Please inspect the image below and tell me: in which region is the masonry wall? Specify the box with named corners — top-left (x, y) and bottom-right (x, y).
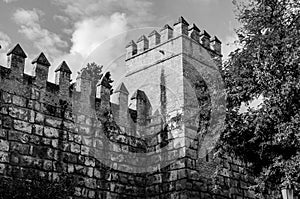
top-left (0, 53), bottom-right (149, 198)
top-left (0, 17), bottom-right (257, 199)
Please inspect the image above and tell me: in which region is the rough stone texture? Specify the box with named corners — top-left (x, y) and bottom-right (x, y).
top-left (0, 17), bottom-right (256, 199)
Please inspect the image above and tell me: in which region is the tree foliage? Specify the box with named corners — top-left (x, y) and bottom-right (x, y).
top-left (219, 0), bottom-right (300, 197)
top-left (81, 62), bottom-right (113, 94)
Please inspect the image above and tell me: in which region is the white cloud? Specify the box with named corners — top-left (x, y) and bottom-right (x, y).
top-left (10, 1), bottom-right (153, 83)
top-left (2, 0), bottom-right (18, 3)
top-left (48, 0), bottom-right (154, 82)
top-left (0, 31), bottom-right (11, 66)
top-left (13, 8), bottom-right (68, 59)
top-left (51, 0), bottom-right (154, 26)
top-left (53, 15), bottom-right (70, 24)
top-left (71, 13), bottom-right (127, 58)
top-left (47, 13), bottom-right (128, 83)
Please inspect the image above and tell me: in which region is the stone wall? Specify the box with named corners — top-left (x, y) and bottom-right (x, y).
top-left (0, 17), bottom-right (256, 199)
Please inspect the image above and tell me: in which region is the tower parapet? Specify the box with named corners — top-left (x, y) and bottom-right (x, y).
top-left (189, 23), bottom-right (200, 42)
top-left (210, 36), bottom-right (222, 55)
top-left (55, 61), bottom-right (72, 100)
top-left (160, 24), bottom-right (173, 43)
top-left (137, 35), bottom-right (149, 54)
top-left (200, 30), bottom-right (211, 49)
top-left (125, 17), bottom-right (222, 60)
top-left (173, 16), bottom-right (189, 37)
top-left (126, 40), bottom-right (137, 60)
top-left (7, 43), bottom-right (27, 81)
top-left (148, 30), bottom-right (160, 48)
top-left (32, 52), bottom-right (51, 88)
top-left (114, 82), bottom-right (129, 128)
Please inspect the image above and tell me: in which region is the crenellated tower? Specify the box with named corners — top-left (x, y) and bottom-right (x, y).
top-left (114, 16), bottom-right (225, 198)
top-left (0, 17), bottom-right (257, 199)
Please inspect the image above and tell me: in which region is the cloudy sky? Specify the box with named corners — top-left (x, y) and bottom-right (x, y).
top-left (0, 0), bottom-right (240, 83)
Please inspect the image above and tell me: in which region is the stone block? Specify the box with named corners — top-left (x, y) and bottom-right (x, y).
top-left (45, 117), bottom-right (61, 128)
top-left (30, 89), bottom-right (40, 100)
top-left (87, 167), bottom-right (93, 177)
top-left (44, 127), bottom-right (59, 138)
top-left (35, 112), bottom-right (44, 124)
top-left (0, 139), bottom-right (9, 151)
top-left (1, 106), bottom-right (8, 115)
top-left (43, 160), bottom-right (53, 171)
top-left (2, 92), bottom-right (12, 103)
top-left (8, 131), bottom-right (29, 143)
top-left (32, 124), bottom-right (43, 136)
top-left (94, 169), bottom-right (101, 178)
top-left (13, 120), bottom-right (32, 134)
top-left (12, 95), bottom-right (27, 107)
top-left (0, 129), bottom-right (7, 139)
top-left (32, 158), bottom-right (42, 169)
top-left (64, 122), bottom-right (75, 131)
top-left (0, 163), bottom-right (5, 174)
top-left (74, 187), bottom-right (82, 197)
top-left (81, 145), bottom-right (90, 156)
top-left (8, 107), bottom-right (29, 121)
top-left (88, 190), bottom-right (95, 198)
top-left (0, 151), bottom-right (9, 163)
top-left (33, 101), bottom-right (41, 111)
top-left (74, 134), bottom-right (82, 144)
top-left (70, 142), bottom-right (81, 153)
top-left (41, 137), bottom-right (51, 146)
top-left (10, 142), bottom-right (30, 155)
top-left (78, 154), bottom-right (85, 164)
top-left (10, 153), bottom-right (20, 164)
top-left (75, 165), bottom-right (85, 175)
top-left (2, 116), bottom-right (13, 128)
top-left (67, 164), bottom-right (74, 173)
top-left (85, 157), bottom-right (95, 167)
top-left (20, 155), bottom-right (34, 166)
top-left (51, 139), bottom-right (58, 148)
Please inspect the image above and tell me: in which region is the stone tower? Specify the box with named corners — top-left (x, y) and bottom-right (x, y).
top-left (0, 18), bottom-right (255, 199)
top-left (110, 16), bottom-right (227, 198)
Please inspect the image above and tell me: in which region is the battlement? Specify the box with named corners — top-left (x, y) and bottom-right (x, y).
top-left (0, 43), bottom-right (150, 132)
top-left (0, 17), bottom-right (256, 199)
top-left (126, 16), bottom-right (222, 60)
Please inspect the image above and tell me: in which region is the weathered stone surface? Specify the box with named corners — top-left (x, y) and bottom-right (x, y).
top-left (2, 92), bottom-right (12, 103)
top-left (10, 142), bottom-right (30, 155)
top-left (13, 120), bottom-right (32, 134)
top-left (0, 18), bottom-right (257, 199)
top-left (70, 142), bottom-right (80, 153)
top-left (35, 112), bottom-right (44, 123)
top-left (0, 151), bottom-right (9, 162)
top-left (32, 124), bottom-right (43, 136)
top-left (44, 127), bottom-right (59, 138)
top-left (0, 139), bottom-right (9, 151)
top-left (8, 130), bottom-right (29, 143)
top-left (0, 163), bottom-right (5, 174)
top-left (12, 95), bottom-right (27, 107)
top-left (0, 129), bottom-right (6, 139)
top-left (45, 117), bottom-right (61, 128)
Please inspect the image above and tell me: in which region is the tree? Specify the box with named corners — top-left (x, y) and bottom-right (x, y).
top-left (218, 0), bottom-right (300, 197)
top-left (82, 62), bottom-right (103, 90)
top-left (81, 62), bottom-right (113, 94)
